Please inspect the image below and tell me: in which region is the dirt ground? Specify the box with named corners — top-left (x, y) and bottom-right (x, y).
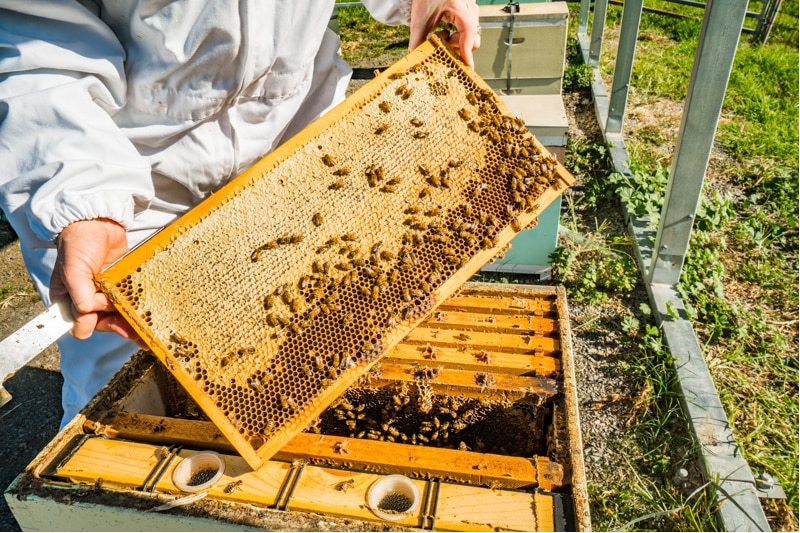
top-left (0, 83), bottom-right (637, 532)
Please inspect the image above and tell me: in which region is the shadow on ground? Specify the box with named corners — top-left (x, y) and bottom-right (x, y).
top-left (0, 367), bottom-right (63, 532)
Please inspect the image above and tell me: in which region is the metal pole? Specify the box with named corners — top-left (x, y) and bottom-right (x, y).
top-left (648, 0), bottom-right (749, 286)
top-left (605, 0), bottom-right (644, 134)
top-left (588, 0), bottom-right (609, 67)
top-left (578, 0), bottom-right (591, 36)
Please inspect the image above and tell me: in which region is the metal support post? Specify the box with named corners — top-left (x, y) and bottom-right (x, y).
top-left (605, 0), bottom-right (643, 134)
top-left (648, 0), bottom-right (749, 286)
top-left (578, 0), bottom-right (591, 35)
top-left (587, 0), bottom-right (609, 67)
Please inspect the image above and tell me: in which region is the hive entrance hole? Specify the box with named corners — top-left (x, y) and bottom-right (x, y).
top-left (378, 492), bottom-right (413, 513)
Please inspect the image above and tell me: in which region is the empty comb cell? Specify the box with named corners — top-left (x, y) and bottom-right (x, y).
top-left (95, 34), bottom-right (575, 470)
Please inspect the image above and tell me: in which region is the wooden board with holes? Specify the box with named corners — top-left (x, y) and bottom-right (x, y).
top-left (53, 437), bottom-right (558, 532)
top-left (93, 33), bottom-right (575, 470)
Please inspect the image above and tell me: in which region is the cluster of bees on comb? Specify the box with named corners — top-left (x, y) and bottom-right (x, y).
top-left (111, 50), bottom-right (564, 452)
top-left (312, 385), bottom-right (546, 460)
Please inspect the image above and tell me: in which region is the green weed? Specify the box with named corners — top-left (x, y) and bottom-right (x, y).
top-left (563, 64), bottom-right (595, 91)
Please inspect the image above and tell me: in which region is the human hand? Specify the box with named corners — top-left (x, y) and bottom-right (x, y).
top-left (50, 218), bottom-right (145, 346)
top-left (408, 0), bottom-right (481, 68)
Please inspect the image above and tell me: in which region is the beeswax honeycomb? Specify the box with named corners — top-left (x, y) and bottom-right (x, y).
top-left (96, 35), bottom-right (574, 470)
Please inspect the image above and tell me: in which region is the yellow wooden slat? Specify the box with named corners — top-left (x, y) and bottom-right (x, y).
top-left (373, 363), bottom-right (559, 402)
top-left (403, 326), bottom-right (560, 353)
top-left (438, 294), bottom-right (557, 316)
top-left (87, 411), bottom-right (564, 490)
top-left (419, 309), bottom-right (559, 335)
top-left (385, 343), bottom-right (561, 376)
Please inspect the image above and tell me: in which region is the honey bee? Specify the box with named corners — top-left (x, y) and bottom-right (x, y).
top-left (170, 332), bottom-right (188, 345)
top-left (419, 186), bottom-right (431, 198)
top-left (301, 365), bottom-right (313, 378)
top-left (395, 83), bottom-right (408, 95)
top-left (468, 121), bottom-right (480, 132)
top-left (454, 333), bottom-right (471, 341)
top-left (250, 241), bottom-right (276, 261)
top-left (448, 159), bottom-right (462, 168)
top-left (312, 212), bottom-right (323, 226)
top-left (333, 441), bottom-right (350, 455)
top-left (329, 180), bottom-right (344, 189)
top-left (378, 101), bottom-right (391, 113)
top-left (321, 154), bottom-right (335, 167)
top-left (374, 123), bottom-right (389, 135)
top-left (417, 163), bottom-right (430, 176)
top-left (410, 117), bottom-right (423, 127)
top-left (474, 372), bottom-right (496, 388)
top-left (380, 184), bottom-right (395, 193)
top-left (475, 350), bottom-right (493, 364)
top-left (223, 480), bottom-right (244, 494)
top-left (342, 232), bottom-right (356, 241)
top-left (510, 219), bottom-right (522, 232)
top-left (333, 167), bottom-right (350, 176)
top-left (249, 377), bottom-right (264, 392)
top-left (372, 285), bottom-right (380, 300)
top-left (412, 131), bottom-right (429, 139)
top-left (458, 108), bottom-right (471, 121)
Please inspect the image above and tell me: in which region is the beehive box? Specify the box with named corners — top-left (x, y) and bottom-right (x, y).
top-left (7, 283), bottom-right (589, 532)
top-left (93, 34), bottom-right (574, 470)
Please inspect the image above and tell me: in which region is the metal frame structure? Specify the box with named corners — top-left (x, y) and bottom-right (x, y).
top-left (576, 0), bottom-right (772, 530)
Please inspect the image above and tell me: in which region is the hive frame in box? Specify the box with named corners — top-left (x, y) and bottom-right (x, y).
top-left (7, 283), bottom-right (590, 532)
top-left (94, 34), bottom-right (574, 471)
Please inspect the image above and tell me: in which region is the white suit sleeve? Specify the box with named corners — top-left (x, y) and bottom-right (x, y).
top-left (361, 0), bottom-right (413, 26)
top-left (0, 0), bottom-right (153, 243)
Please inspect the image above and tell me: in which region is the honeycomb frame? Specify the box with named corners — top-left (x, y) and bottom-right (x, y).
top-left (95, 34), bottom-right (575, 470)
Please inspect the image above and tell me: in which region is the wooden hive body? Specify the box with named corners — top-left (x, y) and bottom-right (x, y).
top-left (11, 283), bottom-right (589, 531)
top-left (95, 35), bottom-right (575, 470)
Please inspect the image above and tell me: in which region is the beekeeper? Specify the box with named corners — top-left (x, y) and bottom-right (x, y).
top-left (0, 0), bottom-right (481, 427)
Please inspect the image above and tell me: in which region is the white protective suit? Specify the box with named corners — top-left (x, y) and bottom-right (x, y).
top-left (0, 0), bottom-right (411, 427)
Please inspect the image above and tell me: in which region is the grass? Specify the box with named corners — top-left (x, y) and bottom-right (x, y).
top-left (336, 2), bottom-right (797, 529)
top-left (558, 0), bottom-right (798, 530)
